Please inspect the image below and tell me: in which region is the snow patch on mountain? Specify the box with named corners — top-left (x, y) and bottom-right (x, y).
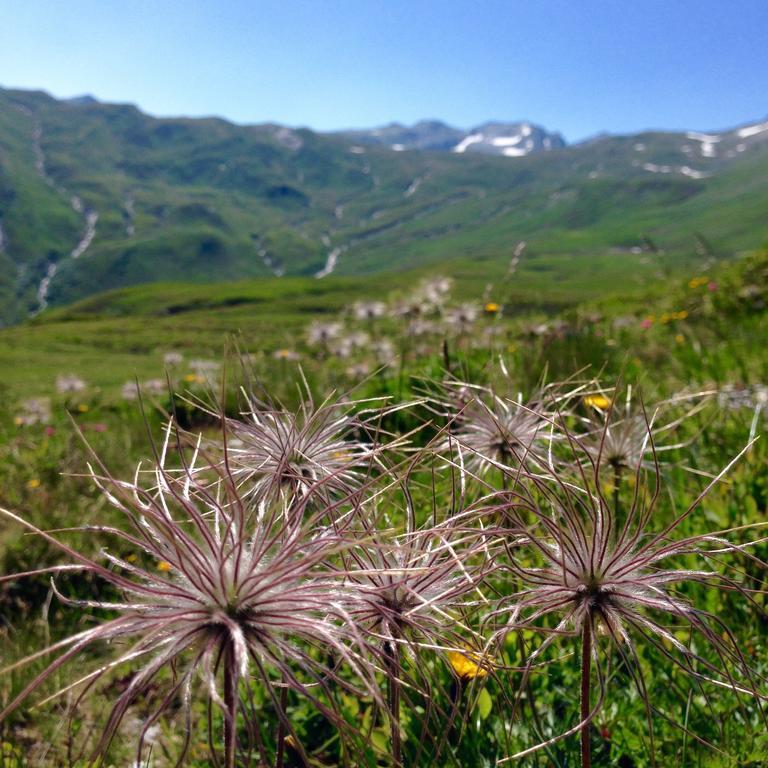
top-left (490, 135), bottom-right (524, 147)
top-left (316, 244), bottom-right (348, 278)
top-left (124, 195), bottom-right (135, 236)
top-left (35, 262), bottom-right (58, 314)
top-left (679, 166), bottom-right (709, 179)
top-left (273, 126), bottom-right (303, 150)
top-left (737, 120), bottom-right (768, 139)
top-left (643, 163), bottom-right (672, 173)
top-left (404, 176), bottom-right (426, 198)
top-left (71, 209), bottom-right (98, 259)
top-left (453, 133), bottom-right (484, 153)
top-left (32, 123), bottom-right (56, 186)
top-left (32, 192), bottom-right (99, 313)
top-left (686, 132), bottom-right (721, 158)
top-left (642, 162), bottom-right (709, 180)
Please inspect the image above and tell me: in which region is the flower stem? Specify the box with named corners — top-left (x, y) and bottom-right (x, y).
top-left (275, 679), bottom-right (289, 768)
top-left (613, 464), bottom-right (623, 517)
top-left (580, 620), bottom-right (592, 768)
top-left (224, 648), bottom-right (238, 768)
top-left (385, 640), bottom-right (403, 767)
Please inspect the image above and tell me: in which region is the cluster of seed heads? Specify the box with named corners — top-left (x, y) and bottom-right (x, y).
top-left (0, 375), bottom-right (765, 767)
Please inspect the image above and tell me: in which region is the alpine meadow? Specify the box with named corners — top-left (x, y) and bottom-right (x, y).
top-left (2, 6), bottom-right (768, 766)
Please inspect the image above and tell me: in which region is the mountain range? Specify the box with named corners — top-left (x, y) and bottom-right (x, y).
top-left (336, 119), bottom-right (565, 156)
top-left (1, 86), bottom-right (767, 324)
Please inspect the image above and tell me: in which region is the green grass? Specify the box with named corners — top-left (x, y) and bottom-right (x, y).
top-left (0, 250), bottom-right (666, 399)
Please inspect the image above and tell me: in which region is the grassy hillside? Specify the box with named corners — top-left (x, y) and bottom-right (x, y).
top-left (1, 86), bottom-right (767, 324)
top-left (1, 244), bottom-right (765, 405)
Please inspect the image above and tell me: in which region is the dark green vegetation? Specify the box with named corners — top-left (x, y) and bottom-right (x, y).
top-left (1, 86), bottom-right (768, 324)
top-left (0, 248), bottom-right (767, 766)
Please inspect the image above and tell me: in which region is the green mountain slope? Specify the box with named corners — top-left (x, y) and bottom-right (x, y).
top-left (1, 86), bottom-right (767, 324)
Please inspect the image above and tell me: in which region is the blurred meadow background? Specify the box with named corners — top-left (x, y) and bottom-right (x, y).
top-left (1, 2), bottom-right (768, 766)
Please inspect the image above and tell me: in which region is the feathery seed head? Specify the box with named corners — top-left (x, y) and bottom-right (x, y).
top-left (580, 386), bottom-right (708, 473)
top-left (56, 374), bottom-right (87, 394)
top-left (307, 320), bottom-right (342, 346)
top-left (439, 383), bottom-right (554, 476)
top-left (353, 300), bottom-right (387, 321)
top-left (488, 424), bottom-right (767, 761)
top-left (0, 423), bottom-right (374, 765)
top-left (225, 392), bottom-right (375, 503)
top-left (343, 519), bottom-right (491, 649)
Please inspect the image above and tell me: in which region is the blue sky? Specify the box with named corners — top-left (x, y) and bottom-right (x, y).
top-left (1, 0), bottom-right (766, 141)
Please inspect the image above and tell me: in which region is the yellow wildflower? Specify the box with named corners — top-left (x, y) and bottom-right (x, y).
top-left (675, 334), bottom-right (685, 344)
top-left (77, 404), bottom-right (89, 413)
top-left (583, 394), bottom-right (612, 410)
top-left (26, 478), bottom-right (41, 490)
top-left (447, 649), bottom-right (490, 680)
top-left (156, 560), bottom-right (172, 572)
top-left (484, 302), bottom-right (501, 314)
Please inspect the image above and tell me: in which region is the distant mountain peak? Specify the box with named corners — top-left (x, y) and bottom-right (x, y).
top-left (413, 118), bottom-right (454, 129)
top-left (336, 119), bottom-right (565, 157)
top-left (453, 121), bottom-right (565, 157)
top-left (65, 94), bottom-right (99, 106)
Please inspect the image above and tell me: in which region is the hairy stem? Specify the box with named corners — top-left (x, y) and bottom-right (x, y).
top-left (613, 463), bottom-right (622, 518)
top-left (581, 619), bottom-right (592, 768)
top-left (442, 338), bottom-right (452, 373)
top-left (275, 679), bottom-right (289, 768)
top-left (224, 648), bottom-right (238, 768)
top-left (385, 640), bottom-right (403, 767)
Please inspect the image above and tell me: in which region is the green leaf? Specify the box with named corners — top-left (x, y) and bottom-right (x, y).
top-left (341, 693), bottom-right (359, 717)
top-left (476, 687), bottom-right (493, 720)
top-left (370, 727), bottom-right (390, 752)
